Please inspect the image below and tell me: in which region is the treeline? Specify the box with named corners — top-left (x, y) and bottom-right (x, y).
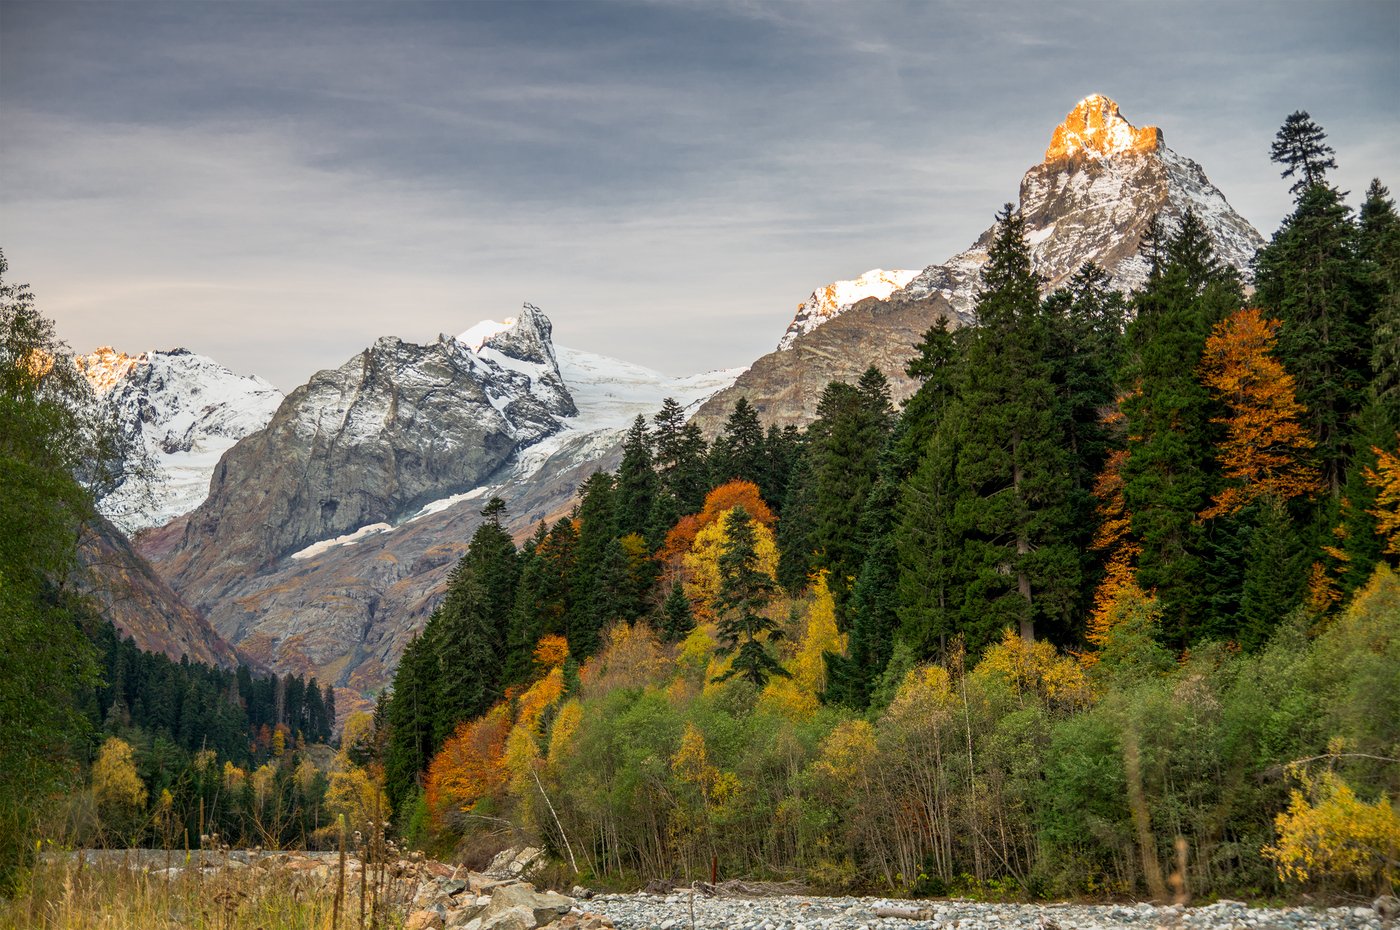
top-left (90, 623), bottom-right (336, 763)
top-left (369, 112), bottom-right (1400, 897)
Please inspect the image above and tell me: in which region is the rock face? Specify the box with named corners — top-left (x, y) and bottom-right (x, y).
top-left (141, 312), bottom-right (738, 694)
top-left (695, 94), bottom-right (1264, 433)
top-left (74, 514), bottom-right (238, 667)
top-left (76, 346), bottom-right (283, 532)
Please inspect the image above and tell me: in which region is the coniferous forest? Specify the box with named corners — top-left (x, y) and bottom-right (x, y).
top-left (2, 112), bottom-right (1397, 907)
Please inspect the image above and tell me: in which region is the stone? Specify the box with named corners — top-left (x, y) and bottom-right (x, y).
top-left (406, 908), bottom-right (447, 930)
top-left (484, 882), bottom-right (574, 926)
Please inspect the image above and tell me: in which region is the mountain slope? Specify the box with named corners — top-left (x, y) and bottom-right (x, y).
top-left (694, 94), bottom-right (1264, 432)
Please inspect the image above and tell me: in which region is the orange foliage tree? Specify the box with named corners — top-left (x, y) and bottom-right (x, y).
top-left (658, 480), bottom-right (776, 570)
top-left (425, 705), bottom-right (512, 828)
top-left (1087, 448), bottom-right (1144, 653)
top-left (1365, 438), bottom-right (1400, 557)
top-left (1198, 308), bottom-right (1322, 519)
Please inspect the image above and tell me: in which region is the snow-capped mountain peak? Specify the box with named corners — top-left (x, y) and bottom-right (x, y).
top-left (77, 347), bottom-right (284, 532)
top-left (777, 268), bottom-right (919, 351)
top-left (1044, 94), bottom-right (1163, 163)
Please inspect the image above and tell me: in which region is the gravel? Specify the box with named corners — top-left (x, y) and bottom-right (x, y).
top-left (584, 891), bottom-right (1388, 930)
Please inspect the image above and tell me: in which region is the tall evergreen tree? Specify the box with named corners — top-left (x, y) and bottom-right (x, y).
top-left (806, 369), bottom-right (893, 619)
top-left (382, 632), bottom-right (436, 812)
top-left (775, 442), bottom-right (816, 593)
top-left (568, 472), bottom-right (622, 657)
top-left (659, 582), bottom-right (695, 644)
top-left (1256, 114), bottom-right (1369, 496)
top-left (616, 415), bottom-right (658, 540)
top-left (652, 397), bottom-right (710, 517)
top-left (711, 507), bottom-right (787, 688)
top-left (709, 397), bottom-right (766, 488)
top-left (1270, 111), bottom-right (1338, 196)
top-left (1120, 210), bottom-right (1242, 644)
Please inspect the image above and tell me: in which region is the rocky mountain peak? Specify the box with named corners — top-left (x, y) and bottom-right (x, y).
top-left (1044, 94), bottom-right (1162, 163)
top-left (76, 345), bottom-right (144, 393)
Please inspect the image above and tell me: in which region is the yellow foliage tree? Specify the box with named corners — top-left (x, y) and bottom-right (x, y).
top-left (972, 629), bottom-right (1090, 710)
top-left (1366, 439), bottom-right (1400, 556)
top-left (546, 700), bottom-right (583, 771)
top-left (92, 736), bottom-right (147, 813)
top-left (813, 719), bottom-right (878, 787)
top-left (1264, 766), bottom-right (1400, 887)
top-left (760, 574), bottom-right (846, 720)
top-left (581, 621), bottom-right (669, 695)
top-left (1086, 448), bottom-right (1145, 656)
top-left (516, 667), bottom-right (565, 734)
top-left (325, 763), bottom-right (389, 837)
top-left (92, 736), bottom-right (148, 843)
top-left (683, 507), bottom-right (779, 621)
top-left (532, 634), bottom-right (570, 672)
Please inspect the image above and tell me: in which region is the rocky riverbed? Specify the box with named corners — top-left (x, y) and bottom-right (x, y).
top-left (584, 890), bottom-right (1396, 930)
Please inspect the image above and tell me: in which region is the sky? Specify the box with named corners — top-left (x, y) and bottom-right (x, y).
top-left (2, 1), bottom-right (1397, 391)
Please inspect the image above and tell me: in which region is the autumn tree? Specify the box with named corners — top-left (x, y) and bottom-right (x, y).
top-left (1198, 308), bottom-right (1322, 518)
top-left (1366, 439), bottom-right (1400, 558)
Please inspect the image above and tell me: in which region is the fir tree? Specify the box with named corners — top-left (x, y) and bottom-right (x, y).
top-left (1122, 209), bottom-right (1242, 644)
top-left (711, 507), bottom-right (787, 688)
top-left (659, 582), bottom-right (695, 643)
top-left (568, 472), bottom-right (621, 657)
top-left (945, 204), bottom-right (1081, 644)
top-left (1238, 498), bottom-right (1308, 651)
top-left (710, 397), bottom-right (766, 487)
top-left (1270, 110), bottom-right (1338, 196)
top-left (616, 415), bottom-right (658, 540)
top-left (806, 369), bottom-right (893, 618)
top-left (1255, 178), bottom-right (1370, 496)
top-left (775, 442), bottom-right (816, 592)
top-left (652, 397), bottom-right (710, 516)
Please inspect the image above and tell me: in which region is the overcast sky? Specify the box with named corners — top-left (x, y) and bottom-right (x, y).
top-left (2, 1), bottom-right (1397, 390)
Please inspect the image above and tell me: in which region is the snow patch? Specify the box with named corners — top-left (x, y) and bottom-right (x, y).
top-left (290, 523), bottom-right (393, 560)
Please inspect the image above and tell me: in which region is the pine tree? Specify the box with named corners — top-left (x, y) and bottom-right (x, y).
top-left (710, 397), bottom-right (766, 487)
top-left (946, 204), bottom-right (1081, 644)
top-left (1270, 111), bottom-right (1338, 196)
top-left (659, 582), bottom-right (695, 643)
top-left (464, 497), bottom-right (520, 655)
top-left (758, 424), bottom-right (800, 515)
top-left (616, 415), bottom-right (658, 540)
top-left (1256, 115), bottom-right (1369, 496)
top-left (1361, 180), bottom-right (1400, 423)
top-left (382, 633), bottom-right (436, 812)
top-left (711, 507), bottom-right (787, 688)
top-left (1122, 209), bottom-right (1243, 644)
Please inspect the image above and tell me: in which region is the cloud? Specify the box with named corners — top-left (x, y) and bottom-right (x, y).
top-left (2, 1), bottom-right (1396, 390)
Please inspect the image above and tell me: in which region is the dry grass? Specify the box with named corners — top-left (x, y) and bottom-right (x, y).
top-left (0, 850), bottom-right (409, 930)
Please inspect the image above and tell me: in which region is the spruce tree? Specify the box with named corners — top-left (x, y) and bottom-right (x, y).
top-left (652, 397), bottom-right (710, 516)
top-left (382, 633), bottom-right (436, 812)
top-left (775, 442), bottom-right (816, 592)
top-left (711, 507), bottom-right (787, 687)
top-left (946, 204), bottom-right (1081, 644)
top-left (659, 582), bottom-right (695, 643)
top-left (1270, 111), bottom-right (1338, 196)
top-left (1122, 209), bottom-right (1242, 644)
top-left (1255, 178), bottom-right (1370, 496)
top-left (426, 561), bottom-right (499, 744)
top-left (616, 415), bottom-right (658, 540)
top-left (568, 472), bottom-right (621, 657)
top-left (1239, 498), bottom-right (1307, 651)
top-left (806, 369), bottom-right (893, 619)
top-left (710, 397), bottom-right (766, 487)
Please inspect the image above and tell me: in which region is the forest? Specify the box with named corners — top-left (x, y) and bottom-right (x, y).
top-left (371, 114), bottom-right (1400, 899)
top-left (0, 113), bottom-right (1396, 903)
